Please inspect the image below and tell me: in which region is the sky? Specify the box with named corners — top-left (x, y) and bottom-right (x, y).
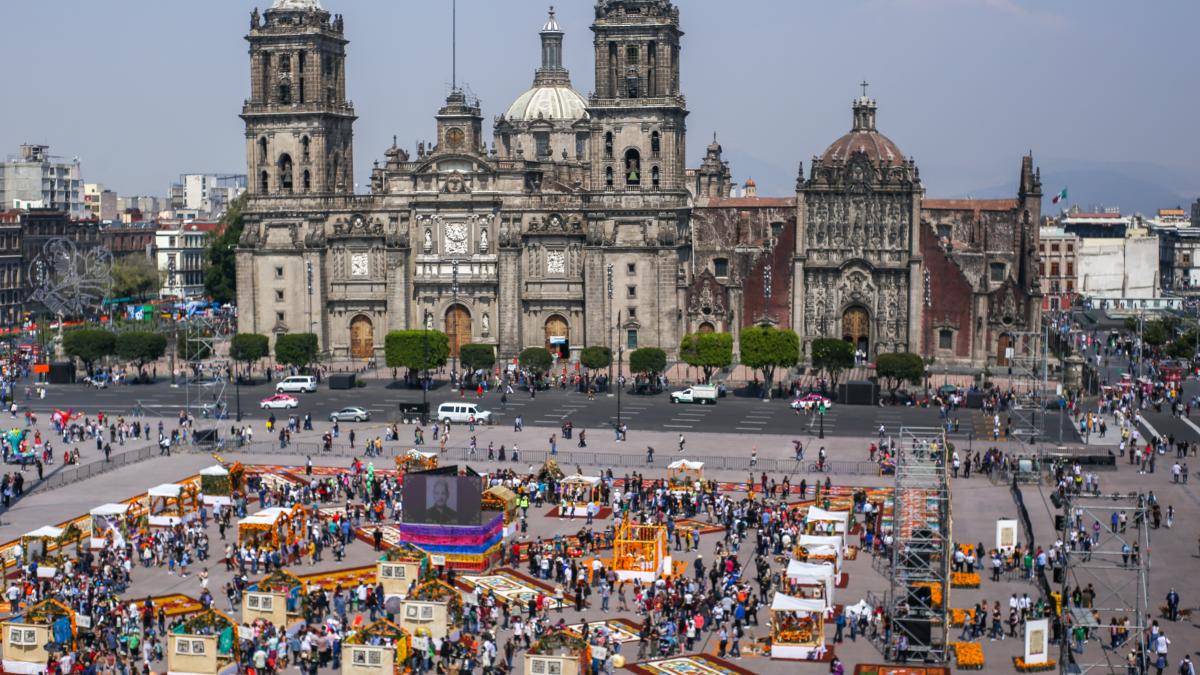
top-left (2, 0), bottom-right (1197, 214)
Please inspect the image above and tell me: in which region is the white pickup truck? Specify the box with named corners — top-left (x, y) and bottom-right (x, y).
top-left (670, 384), bottom-right (718, 404)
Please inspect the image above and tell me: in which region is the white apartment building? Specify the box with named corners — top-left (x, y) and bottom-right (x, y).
top-left (0, 144), bottom-right (84, 215)
top-left (156, 221), bottom-right (221, 299)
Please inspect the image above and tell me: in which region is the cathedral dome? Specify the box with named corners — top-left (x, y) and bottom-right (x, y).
top-left (820, 96), bottom-right (905, 165)
top-left (504, 85), bottom-right (589, 123)
top-left (271, 0), bottom-right (322, 10)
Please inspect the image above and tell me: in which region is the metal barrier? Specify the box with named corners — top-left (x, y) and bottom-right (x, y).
top-left (27, 445), bottom-right (157, 492)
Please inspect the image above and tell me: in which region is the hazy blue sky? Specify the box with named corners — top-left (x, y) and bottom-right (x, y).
top-left (3, 0), bottom-right (1197, 212)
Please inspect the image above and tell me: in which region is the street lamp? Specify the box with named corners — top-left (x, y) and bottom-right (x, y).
top-left (607, 263), bottom-right (614, 396)
top-left (422, 310), bottom-right (431, 426)
top-left (451, 260), bottom-right (460, 381)
top-left (616, 310), bottom-right (623, 432)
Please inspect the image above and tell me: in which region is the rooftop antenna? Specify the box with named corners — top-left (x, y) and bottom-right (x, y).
top-left (451, 0), bottom-right (458, 92)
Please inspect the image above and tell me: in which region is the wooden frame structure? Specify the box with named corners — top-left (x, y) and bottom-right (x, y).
top-left (525, 629), bottom-right (592, 675)
top-left (769, 592), bottom-right (826, 660)
top-left (666, 460), bottom-right (704, 489)
top-left (481, 486), bottom-right (518, 523)
top-left (238, 504), bottom-right (308, 551)
top-left (244, 569), bottom-right (305, 625)
top-left (378, 544), bottom-right (430, 600)
top-left (1, 599), bottom-right (76, 674)
top-left (395, 449), bottom-right (438, 473)
top-left (146, 482), bottom-right (200, 528)
top-left (611, 517), bottom-right (669, 582)
top-left (343, 619), bottom-right (411, 675)
top-left (166, 608), bottom-right (240, 675)
top-left (398, 580), bottom-right (463, 640)
top-left (559, 475), bottom-right (602, 517)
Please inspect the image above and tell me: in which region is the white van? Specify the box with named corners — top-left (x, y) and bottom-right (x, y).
top-left (670, 385), bottom-right (718, 404)
top-left (275, 376), bottom-right (318, 393)
top-left (436, 402), bottom-right (493, 425)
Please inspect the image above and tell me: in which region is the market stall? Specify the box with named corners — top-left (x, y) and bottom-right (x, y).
top-left (397, 580), bottom-right (462, 641)
top-left (395, 449), bottom-right (438, 473)
top-left (524, 629), bottom-right (591, 675)
top-left (804, 506), bottom-right (850, 536)
top-left (795, 534), bottom-right (844, 572)
top-left (342, 619), bottom-right (411, 675)
top-left (244, 569), bottom-right (305, 626)
top-left (1, 599), bottom-right (75, 675)
top-left (558, 475), bottom-right (602, 517)
top-left (238, 504), bottom-right (308, 551)
top-left (785, 560), bottom-right (837, 606)
top-left (166, 609), bottom-right (239, 675)
top-left (20, 526), bottom-right (64, 566)
top-left (146, 483), bottom-right (199, 528)
top-left (89, 503), bottom-right (131, 550)
top-left (378, 544), bottom-right (430, 600)
top-left (198, 465), bottom-right (232, 508)
top-left (481, 485), bottom-right (518, 524)
top-left (770, 592), bottom-right (827, 660)
top-left (667, 459), bottom-right (704, 491)
top-left (610, 517), bottom-right (670, 582)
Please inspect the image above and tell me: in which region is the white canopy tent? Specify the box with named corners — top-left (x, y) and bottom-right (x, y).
top-left (785, 560), bottom-right (837, 606)
top-left (89, 503), bottom-right (130, 549)
top-left (796, 534), bottom-right (844, 571)
top-left (804, 506), bottom-right (850, 535)
top-left (667, 460), bottom-right (704, 471)
top-left (147, 483), bottom-right (183, 498)
top-left (240, 507), bottom-right (293, 526)
top-left (770, 593), bottom-right (827, 613)
top-left (199, 465), bottom-right (229, 477)
top-left (23, 526), bottom-right (63, 539)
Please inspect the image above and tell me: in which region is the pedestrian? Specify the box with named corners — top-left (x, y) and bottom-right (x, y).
top-left (678, 433), bottom-right (685, 453)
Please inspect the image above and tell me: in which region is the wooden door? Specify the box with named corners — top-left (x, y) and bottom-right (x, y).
top-left (350, 315), bottom-right (374, 359)
top-left (445, 305), bottom-right (471, 357)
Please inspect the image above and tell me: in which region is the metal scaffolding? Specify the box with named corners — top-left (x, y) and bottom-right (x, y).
top-left (885, 426), bottom-right (952, 663)
top-left (1056, 491), bottom-right (1151, 675)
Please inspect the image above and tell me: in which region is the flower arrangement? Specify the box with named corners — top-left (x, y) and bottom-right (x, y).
top-left (913, 581), bottom-right (943, 607)
top-left (951, 642), bottom-right (984, 670)
top-left (1014, 657), bottom-right (1056, 672)
top-left (775, 627), bottom-right (815, 644)
top-left (951, 572), bottom-right (981, 588)
top-left (950, 607), bottom-right (977, 627)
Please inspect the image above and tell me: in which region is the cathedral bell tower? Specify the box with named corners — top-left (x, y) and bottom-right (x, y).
top-left (242, 0), bottom-right (356, 196)
top-left (588, 0), bottom-right (687, 192)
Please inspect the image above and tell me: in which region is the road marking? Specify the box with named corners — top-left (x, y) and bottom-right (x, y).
top-left (662, 424), bottom-right (693, 429)
top-left (735, 426), bottom-right (767, 431)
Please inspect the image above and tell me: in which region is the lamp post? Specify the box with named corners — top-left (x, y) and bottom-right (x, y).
top-left (607, 263), bottom-right (614, 397)
top-left (235, 361), bottom-right (242, 422)
top-left (422, 310), bottom-right (431, 426)
top-left (451, 260), bottom-right (460, 382)
top-left (168, 257), bottom-right (177, 385)
top-left (616, 310), bottom-right (623, 432)
top-left (762, 263), bottom-right (773, 401)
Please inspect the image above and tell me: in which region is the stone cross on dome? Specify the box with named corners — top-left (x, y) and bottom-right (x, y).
top-left (860, 80), bottom-right (869, 98)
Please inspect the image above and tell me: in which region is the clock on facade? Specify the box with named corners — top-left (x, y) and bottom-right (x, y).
top-left (446, 127), bottom-right (465, 149)
top-left (350, 252), bottom-right (369, 277)
top-left (445, 223), bottom-right (468, 255)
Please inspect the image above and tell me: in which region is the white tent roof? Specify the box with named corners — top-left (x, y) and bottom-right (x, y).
top-left (200, 465), bottom-right (229, 476)
top-left (148, 483), bottom-right (183, 498)
top-left (562, 474), bottom-right (601, 485)
top-left (90, 503), bottom-right (130, 516)
top-left (24, 525), bottom-right (63, 539)
top-left (805, 506), bottom-right (850, 524)
top-left (240, 507), bottom-right (291, 526)
top-left (770, 592), bottom-right (826, 613)
top-left (786, 560), bottom-right (835, 582)
top-left (846, 599), bottom-right (872, 617)
top-left (668, 459), bottom-right (704, 471)
top-left (798, 534), bottom-right (843, 548)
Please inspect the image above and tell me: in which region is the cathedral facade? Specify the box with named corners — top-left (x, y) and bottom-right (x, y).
top-left (235, 0), bottom-right (1041, 370)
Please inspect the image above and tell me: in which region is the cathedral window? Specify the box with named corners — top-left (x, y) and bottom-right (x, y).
top-left (624, 149), bottom-right (641, 186)
top-left (258, 137), bottom-right (268, 162)
top-left (278, 154), bottom-right (294, 193)
top-left (279, 83), bottom-right (292, 105)
top-left (651, 166), bottom-right (660, 189)
top-left (650, 131), bottom-right (660, 156)
top-left (989, 263), bottom-right (1005, 282)
top-left (604, 133), bottom-right (613, 159)
top-left (713, 258), bottom-right (729, 278)
top-left (627, 307), bottom-right (637, 319)
top-left (259, 170), bottom-right (269, 193)
top-left (627, 285), bottom-right (637, 298)
top-left (535, 132), bottom-right (550, 160)
top-left (301, 136), bottom-right (310, 162)
top-left (261, 53), bottom-right (271, 104)
top-left (626, 329), bottom-right (638, 350)
top-left (626, 263), bottom-right (636, 275)
top-left (275, 290), bottom-right (284, 302)
top-left (302, 170), bottom-right (311, 192)
top-left (938, 329), bottom-right (954, 350)
top-left (274, 266), bottom-right (284, 279)
top-left (605, 167), bottom-right (614, 189)
top-left (278, 54), bottom-right (291, 73)
top-left (575, 134), bottom-right (587, 159)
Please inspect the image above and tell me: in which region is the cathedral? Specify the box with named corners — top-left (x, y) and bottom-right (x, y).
top-left (236, 0), bottom-right (1042, 370)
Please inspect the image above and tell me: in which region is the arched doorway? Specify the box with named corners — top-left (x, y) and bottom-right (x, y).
top-left (997, 333), bottom-right (1012, 367)
top-left (544, 314), bottom-right (569, 358)
top-left (350, 315), bottom-right (374, 359)
top-left (698, 322), bottom-right (716, 334)
top-left (842, 306), bottom-right (870, 354)
top-left (445, 304), bottom-right (471, 357)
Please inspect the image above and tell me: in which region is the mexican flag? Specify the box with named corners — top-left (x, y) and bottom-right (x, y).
top-left (1051, 188), bottom-right (1068, 205)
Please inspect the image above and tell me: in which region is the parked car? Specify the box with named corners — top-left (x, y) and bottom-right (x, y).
top-left (790, 393), bottom-right (832, 411)
top-left (86, 373), bottom-right (111, 389)
top-left (187, 376), bottom-right (222, 388)
top-left (260, 394), bottom-right (298, 409)
top-left (436, 402), bottom-right (492, 425)
top-left (329, 406), bottom-right (371, 422)
top-left (670, 385), bottom-right (718, 404)
top-left (276, 376), bottom-right (318, 393)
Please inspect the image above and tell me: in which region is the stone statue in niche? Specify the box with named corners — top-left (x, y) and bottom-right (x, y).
top-left (482, 313), bottom-right (490, 335)
top-left (425, 312), bottom-right (433, 331)
top-left (423, 228), bottom-right (432, 252)
top-left (480, 227), bottom-right (489, 252)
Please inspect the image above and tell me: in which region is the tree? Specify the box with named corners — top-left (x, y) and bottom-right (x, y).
top-left (1142, 320), bottom-right (1169, 347)
top-left (679, 331), bottom-right (733, 383)
top-left (875, 352), bottom-right (926, 398)
top-left (739, 325), bottom-right (800, 395)
top-left (579, 346), bottom-right (612, 372)
top-left (518, 347), bottom-right (553, 377)
top-left (1166, 338), bottom-right (1193, 360)
top-left (628, 347), bottom-right (667, 376)
top-left (230, 333), bottom-right (269, 381)
top-left (62, 328), bottom-right (116, 375)
top-left (810, 338), bottom-right (855, 388)
top-left (115, 331), bottom-right (167, 379)
top-left (179, 335), bottom-right (213, 362)
top-left (459, 343), bottom-right (496, 375)
top-left (109, 256), bottom-right (160, 300)
top-left (384, 330), bottom-right (449, 372)
top-left (203, 193), bottom-right (247, 305)
top-left (274, 333), bottom-right (319, 371)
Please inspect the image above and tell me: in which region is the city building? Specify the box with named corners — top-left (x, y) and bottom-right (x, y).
top-left (1192, 198), bottom-right (1200, 228)
top-left (1076, 232), bottom-right (1160, 300)
top-left (235, 0), bottom-right (1041, 368)
top-left (84, 183), bottom-right (119, 222)
top-left (0, 145), bottom-right (84, 216)
top-left (101, 223), bottom-right (157, 260)
top-left (0, 212), bottom-right (23, 327)
top-left (157, 221), bottom-right (221, 299)
top-left (117, 195), bottom-right (167, 221)
top-left (1037, 226), bottom-right (1079, 311)
top-left (168, 173), bottom-right (247, 219)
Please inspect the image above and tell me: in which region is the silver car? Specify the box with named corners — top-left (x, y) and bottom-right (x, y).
top-left (329, 406), bottom-right (370, 422)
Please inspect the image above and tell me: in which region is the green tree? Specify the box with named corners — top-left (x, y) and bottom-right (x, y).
top-left (679, 331), bottom-right (733, 383)
top-left (875, 351), bottom-right (926, 398)
top-left (628, 347), bottom-right (668, 376)
top-left (459, 343), bottom-right (496, 375)
top-left (518, 347), bottom-right (553, 377)
top-left (203, 193), bottom-right (247, 304)
top-left (1142, 320), bottom-right (1169, 347)
top-left (1166, 338), bottom-right (1193, 360)
top-left (62, 328), bottom-right (116, 375)
top-left (384, 330), bottom-right (449, 372)
top-left (179, 335), bottom-right (213, 362)
top-left (274, 333), bottom-right (319, 371)
top-left (109, 256), bottom-right (160, 300)
top-left (740, 325), bottom-right (800, 396)
top-left (810, 338), bottom-right (855, 387)
top-left (115, 331), bottom-right (167, 378)
top-left (230, 333), bottom-right (269, 381)
top-left (579, 346), bottom-right (612, 371)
